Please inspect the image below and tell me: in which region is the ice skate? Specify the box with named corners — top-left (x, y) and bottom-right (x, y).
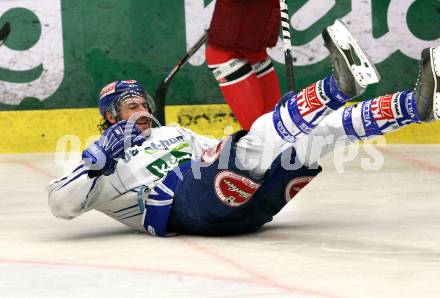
top-left (414, 47), bottom-right (440, 122)
top-left (322, 19), bottom-right (380, 98)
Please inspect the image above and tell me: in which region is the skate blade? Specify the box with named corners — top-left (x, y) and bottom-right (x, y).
top-left (432, 47), bottom-right (440, 120)
top-left (327, 19), bottom-right (381, 88)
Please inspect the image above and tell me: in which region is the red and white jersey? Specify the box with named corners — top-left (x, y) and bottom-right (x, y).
top-left (208, 0), bottom-right (280, 52)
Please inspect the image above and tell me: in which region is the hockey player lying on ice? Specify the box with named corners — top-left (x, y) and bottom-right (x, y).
top-left (48, 20), bottom-right (440, 237)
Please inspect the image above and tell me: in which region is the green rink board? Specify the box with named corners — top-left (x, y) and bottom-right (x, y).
top-left (0, 0), bottom-right (439, 111)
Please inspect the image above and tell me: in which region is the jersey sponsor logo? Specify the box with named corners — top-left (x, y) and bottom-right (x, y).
top-left (284, 176), bottom-right (316, 202)
top-left (144, 136), bottom-right (185, 151)
top-left (146, 150), bottom-right (192, 178)
top-left (296, 82), bottom-right (324, 117)
top-left (214, 171), bottom-right (260, 207)
top-left (371, 94), bottom-right (395, 121)
top-left (121, 147), bottom-right (141, 163)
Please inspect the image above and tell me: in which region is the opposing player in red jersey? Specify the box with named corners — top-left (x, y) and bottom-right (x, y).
top-left (206, 0), bottom-right (282, 129)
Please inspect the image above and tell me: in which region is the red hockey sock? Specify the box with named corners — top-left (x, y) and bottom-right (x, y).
top-left (219, 74), bottom-right (265, 130)
top-left (257, 69), bottom-right (281, 113)
top-left (206, 44), bottom-right (267, 130)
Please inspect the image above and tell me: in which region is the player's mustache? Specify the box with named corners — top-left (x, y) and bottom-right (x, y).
top-left (126, 111), bottom-right (151, 124)
top-left (135, 115), bottom-right (150, 124)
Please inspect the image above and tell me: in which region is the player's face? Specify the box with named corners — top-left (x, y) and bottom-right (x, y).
top-left (118, 96), bottom-right (151, 132)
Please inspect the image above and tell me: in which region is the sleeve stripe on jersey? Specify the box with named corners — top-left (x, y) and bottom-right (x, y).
top-left (57, 170), bottom-right (90, 190)
top-left (52, 163), bottom-right (85, 185)
top-left (114, 204), bottom-right (139, 213)
top-left (115, 169), bottom-right (128, 192)
top-left (52, 175), bottom-right (68, 185)
top-left (156, 185), bottom-right (174, 197)
top-left (72, 164), bottom-right (84, 173)
top-left (146, 198), bottom-right (173, 206)
top-left (86, 177), bottom-right (99, 199)
top-left (110, 182), bottom-right (122, 195)
top-left (120, 212), bottom-right (143, 220)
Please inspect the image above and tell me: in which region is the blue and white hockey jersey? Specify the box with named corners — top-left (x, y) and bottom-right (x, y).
top-left (48, 126), bottom-right (219, 235)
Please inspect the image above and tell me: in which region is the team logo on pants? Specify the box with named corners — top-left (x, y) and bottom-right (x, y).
top-left (214, 171), bottom-right (261, 207)
top-left (284, 176), bottom-right (316, 202)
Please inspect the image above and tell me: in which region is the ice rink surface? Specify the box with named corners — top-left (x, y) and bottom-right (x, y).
top-left (1, 145), bottom-right (439, 298)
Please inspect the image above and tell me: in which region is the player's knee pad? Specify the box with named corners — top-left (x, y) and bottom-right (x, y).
top-left (208, 58), bottom-right (253, 87)
top-left (251, 57), bottom-right (274, 78)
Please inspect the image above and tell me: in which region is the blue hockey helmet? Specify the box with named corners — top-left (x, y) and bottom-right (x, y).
top-left (98, 80), bottom-right (156, 117)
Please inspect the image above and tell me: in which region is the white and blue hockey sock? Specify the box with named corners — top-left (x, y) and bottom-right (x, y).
top-left (272, 75), bottom-right (351, 142)
top-left (341, 91), bottom-right (420, 140)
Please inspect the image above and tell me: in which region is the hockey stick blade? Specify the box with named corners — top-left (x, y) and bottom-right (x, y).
top-left (154, 31), bottom-right (208, 125)
top-left (0, 22), bottom-right (11, 47)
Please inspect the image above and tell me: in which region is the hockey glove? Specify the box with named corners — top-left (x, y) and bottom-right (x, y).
top-left (82, 120), bottom-right (146, 176)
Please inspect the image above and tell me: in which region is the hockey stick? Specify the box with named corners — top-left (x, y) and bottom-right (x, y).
top-left (0, 22), bottom-right (11, 47)
top-left (154, 30), bottom-right (208, 125)
top-left (279, 0), bottom-right (295, 91)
